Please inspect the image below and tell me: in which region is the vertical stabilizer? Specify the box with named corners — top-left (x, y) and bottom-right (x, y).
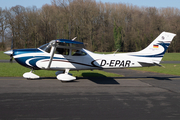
top-left (131, 32), bottom-right (176, 64)
top-left (138, 32), bottom-right (176, 54)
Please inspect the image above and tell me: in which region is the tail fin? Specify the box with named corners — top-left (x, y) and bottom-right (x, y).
top-left (131, 32), bottom-right (176, 65)
top-left (138, 31), bottom-right (176, 54)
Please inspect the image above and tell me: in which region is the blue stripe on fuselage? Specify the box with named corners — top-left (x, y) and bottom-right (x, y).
top-left (13, 48), bottom-right (44, 69)
top-left (13, 48), bottom-right (72, 69)
top-left (15, 55), bottom-right (66, 70)
top-left (130, 42), bottom-right (170, 58)
top-left (13, 48), bottom-right (43, 56)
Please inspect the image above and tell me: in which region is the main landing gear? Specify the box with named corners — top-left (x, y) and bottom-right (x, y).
top-left (56, 69), bottom-right (76, 81)
top-left (23, 69), bottom-right (76, 81)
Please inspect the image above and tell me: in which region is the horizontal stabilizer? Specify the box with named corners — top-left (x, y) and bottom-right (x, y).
top-left (153, 62), bottom-right (162, 67)
top-left (153, 62), bottom-right (165, 68)
top-left (138, 62), bottom-right (164, 67)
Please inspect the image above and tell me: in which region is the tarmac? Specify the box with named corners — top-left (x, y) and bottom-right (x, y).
top-left (0, 68), bottom-right (180, 120)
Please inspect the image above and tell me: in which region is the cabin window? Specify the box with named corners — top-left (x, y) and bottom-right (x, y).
top-left (72, 49), bottom-right (87, 56)
top-left (56, 48), bottom-right (69, 55)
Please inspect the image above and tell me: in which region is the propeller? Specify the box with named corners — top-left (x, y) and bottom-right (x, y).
top-left (4, 50), bottom-right (13, 62)
top-left (10, 34), bottom-right (14, 62)
top-left (4, 34), bottom-right (14, 62)
top-left (10, 35), bottom-right (14, 62)
top-left (10, 54), bottom-right (13, 62)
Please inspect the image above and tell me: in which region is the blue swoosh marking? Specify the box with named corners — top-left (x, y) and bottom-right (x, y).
top-left (130, 42), bottom-right (170, 58)
top-left (13, 49), bottom-right (43, 56)
top-left (15, 56), bottom-right (66, 70)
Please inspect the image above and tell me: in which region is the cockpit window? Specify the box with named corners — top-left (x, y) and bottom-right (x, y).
top-left (72, 49), bottom-right (87, 56)
top-left (39, 43), bottom-right (51, 53)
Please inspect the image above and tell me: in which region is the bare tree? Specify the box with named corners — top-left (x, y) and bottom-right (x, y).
top-left (1, 0), bottom-right (180, 52)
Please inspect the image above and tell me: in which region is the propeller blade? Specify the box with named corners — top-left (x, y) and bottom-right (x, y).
top-left (10, 54), bottom-right (13, 62)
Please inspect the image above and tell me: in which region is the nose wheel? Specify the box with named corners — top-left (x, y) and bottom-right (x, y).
top-left (23, 69), bottom-right (40, 79)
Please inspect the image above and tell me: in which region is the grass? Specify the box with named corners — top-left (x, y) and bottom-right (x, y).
top-left (129, 64), bottom-right (180, 76)
top-left (162, 53), bottom-right (180, 61)
top-left (0, 63), bottom-right (122, 77)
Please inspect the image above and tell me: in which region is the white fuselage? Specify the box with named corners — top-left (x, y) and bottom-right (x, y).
top-left (15, 48), bottom-right (157, 71)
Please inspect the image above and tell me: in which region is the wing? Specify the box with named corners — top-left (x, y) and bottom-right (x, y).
top-left (56, 39), bottom-right (84, 49)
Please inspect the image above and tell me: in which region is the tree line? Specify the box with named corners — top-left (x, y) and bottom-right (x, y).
top-left (0, 0), bottom-right (180, 52)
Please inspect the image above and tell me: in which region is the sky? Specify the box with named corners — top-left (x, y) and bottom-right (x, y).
top-left (0, 0), bottom-right (180, 10)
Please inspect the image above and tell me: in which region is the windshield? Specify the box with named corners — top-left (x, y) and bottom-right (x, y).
top-left (39, 43), bottom-right (51, 53)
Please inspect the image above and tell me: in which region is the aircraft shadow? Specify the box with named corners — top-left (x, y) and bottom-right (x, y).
top-left (113, 76), bottom-right (180, 81)
top-left (79, 72), bottom-right (120, 84)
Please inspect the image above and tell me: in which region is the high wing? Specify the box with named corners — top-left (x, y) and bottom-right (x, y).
top-left (56, 39), bottom-right (83, 44)
top-left (55, 39), bottom-right (84, 49)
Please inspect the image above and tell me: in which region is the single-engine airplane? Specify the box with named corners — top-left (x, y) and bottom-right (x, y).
top-left (4, 31), bottom-right (176, 81)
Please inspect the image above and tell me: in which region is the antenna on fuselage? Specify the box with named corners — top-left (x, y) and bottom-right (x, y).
top-left (72, 37), bottom-right (77, 41)
top-left (113, 49), bottom-right (119, 55)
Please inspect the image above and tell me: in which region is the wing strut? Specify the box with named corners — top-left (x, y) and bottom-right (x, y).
top-left (47, 40), bottom-right (57, 69)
